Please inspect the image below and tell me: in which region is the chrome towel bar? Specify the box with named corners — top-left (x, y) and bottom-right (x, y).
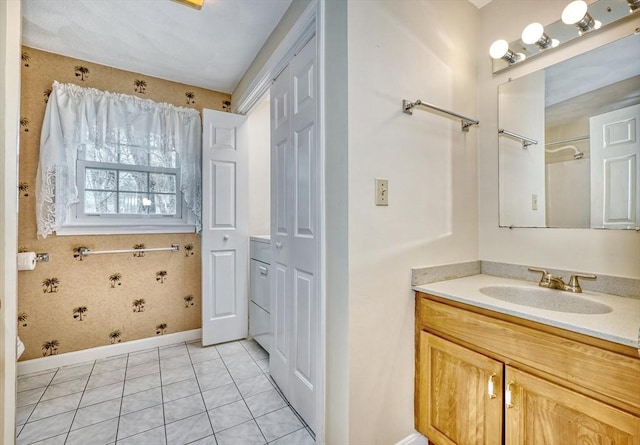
top-left (545, 135), bottom-right (589, 146)
top-left (403, 99), bottom-right (479, 132)
top-left (498, 128), bottom-right (538, 149)
top-left (77, 244), bottom-right (180, 258)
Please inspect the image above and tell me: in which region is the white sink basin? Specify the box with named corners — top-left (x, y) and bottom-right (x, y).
top-left (479, 285), bottom-right (613, 314)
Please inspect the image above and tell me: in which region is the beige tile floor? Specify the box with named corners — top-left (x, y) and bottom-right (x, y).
top-left (16, 338), bottom-right (315, 445)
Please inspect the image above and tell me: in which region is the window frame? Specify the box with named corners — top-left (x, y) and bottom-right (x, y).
top-left (57, 160), bottom-right (195, 236)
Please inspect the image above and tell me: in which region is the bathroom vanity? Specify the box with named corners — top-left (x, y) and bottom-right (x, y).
top-left (414, 275), bottom-right (640, 444)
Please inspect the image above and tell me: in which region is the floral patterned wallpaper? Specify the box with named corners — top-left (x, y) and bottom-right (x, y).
top-left (17, 46), bottom-right (231, 361)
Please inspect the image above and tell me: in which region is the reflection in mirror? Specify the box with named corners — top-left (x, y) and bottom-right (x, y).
top-left (498, 33), bottom-right (640, 230)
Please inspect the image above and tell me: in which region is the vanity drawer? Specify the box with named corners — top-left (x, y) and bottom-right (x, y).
top-left (250, 238), bottom-right (271, 264)
top-left (249, 301), bottom-right (270, 353)
top-left (416, 293), bottom-right (640, 416)
top-left (250, 259), bottom-right (270, 312)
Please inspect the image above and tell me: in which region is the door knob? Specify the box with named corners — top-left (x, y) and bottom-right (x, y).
top-left (275, 242), bottom-right (282, 249)
top-left (223, 235), bottom-right (229, 241)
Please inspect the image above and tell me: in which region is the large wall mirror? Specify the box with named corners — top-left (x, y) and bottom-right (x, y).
top-left (498, 32), bottom-right (640, 230)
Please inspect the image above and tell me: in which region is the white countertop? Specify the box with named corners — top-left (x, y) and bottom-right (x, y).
top-left (414, 274), bottom-right (640, 348)
top-left (250, 235), bottom-right (271, 243)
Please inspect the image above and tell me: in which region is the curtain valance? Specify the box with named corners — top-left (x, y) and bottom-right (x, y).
top-left (36, 81), bottom-right (202, 237)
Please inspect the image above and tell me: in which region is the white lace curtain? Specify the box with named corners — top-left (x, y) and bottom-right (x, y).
top-left (36, 81), bottom-right (202, 238)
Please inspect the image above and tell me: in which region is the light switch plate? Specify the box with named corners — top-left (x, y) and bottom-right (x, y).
top-left (376, 178), bottom-right (388, 206)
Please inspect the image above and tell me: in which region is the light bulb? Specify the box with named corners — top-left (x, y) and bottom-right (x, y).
top-left (522, 23), bottom-right (544, 44)
top-left (521, 22), bottom-right (554, 49)
top-left (489, 40), bottom-right (524, 64)
top-left (489, 39), bottom-right (510, 59)
top-left (562, 0), bottom-right (588, 25)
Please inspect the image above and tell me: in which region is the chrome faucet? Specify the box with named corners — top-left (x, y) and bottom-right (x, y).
top-left (528, 267), bottom-right (596, 293)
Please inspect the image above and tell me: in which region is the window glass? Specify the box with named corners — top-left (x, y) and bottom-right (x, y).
top-left (150, 173), bottom-right (176, 193)
top-left (85, 168), bottom-right (116, 190)
top-left (152, 194), bottom-right (177, 215)
top-left (119, 192), bottom-right (147, 215)
top-left (85, 191), bottom-right (117, 214)
top-left (119, 170), bottom-right (148, 192)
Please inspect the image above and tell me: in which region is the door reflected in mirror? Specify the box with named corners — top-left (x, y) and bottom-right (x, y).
top-left (498, 33), bottom-right (640, 230)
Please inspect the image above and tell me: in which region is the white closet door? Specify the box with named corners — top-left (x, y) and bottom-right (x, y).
top-left (270, 35), bottom-right (319, 432)
top-left (201, 109), bottom-right (249, 346)
top-left (270, 63), bottom-right (292, 392)
top-left (590, 104), bottom-right (640, 229)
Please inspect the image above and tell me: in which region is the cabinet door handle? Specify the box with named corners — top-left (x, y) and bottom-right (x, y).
top-left (487, 373), bottom-right (497, 399)
top-left (259, 266), bottom-right (268, 276)
top-left (505, 381), bottom-right (515, 408)
top-left (275, 241), bottom-right (282, 249)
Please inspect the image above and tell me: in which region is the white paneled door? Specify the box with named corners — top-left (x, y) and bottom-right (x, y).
top-left (202, 109), bottom-right (249, 346)
top-left (590, 104), bottom-right (640, 229)
top-left (270, 35), bottom-right (319, 433)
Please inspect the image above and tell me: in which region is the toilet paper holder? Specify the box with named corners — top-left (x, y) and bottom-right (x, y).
top-left (36, 253), bottom-right (49, 262)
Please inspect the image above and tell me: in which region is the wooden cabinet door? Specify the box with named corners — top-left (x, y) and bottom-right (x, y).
top-left (416, 331), bottom-right (503, 445)
top-left (505, 366), bottom-right (640, 444)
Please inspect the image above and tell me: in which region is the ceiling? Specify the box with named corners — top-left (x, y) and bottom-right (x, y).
top-left (467, 0), bottom-right (493, 8)
top-left (545, 34), bottom-right (640, 126)
top-left (545, 33), bottom-right (640, 108)
top-left (21, 0), bottom-right (293, 94)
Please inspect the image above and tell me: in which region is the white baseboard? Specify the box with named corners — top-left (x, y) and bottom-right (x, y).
top-left (395, 432), bottom-right (429, 445)
top-left (17, 329), bottom-right (202, 376)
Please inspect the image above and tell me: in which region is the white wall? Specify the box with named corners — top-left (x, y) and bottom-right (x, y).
top-left (478, 0), bottom-right (640, 278)
top-left (322, 1), bottom-right (350, 443)
top-left (347, 1), bottom-right (479, 443)
top-left (247, 93), bottom-right (270, 236)
top-left (546, 159), bottom-right (590, 227)
top-left (1, 0), bottom-right (21, 441)
top-left (499, 70), bottom-right (546, 227)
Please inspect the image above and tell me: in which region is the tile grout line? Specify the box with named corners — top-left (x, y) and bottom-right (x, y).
top-left (62, 360), bottom-right (98, 444)
top-left (185, 340), bottom-right (219, 445)
top-left (115, 347), bottom-right (165, 443)
top-left (20, 362), bottom-right (95, 443)
top-left (242, 341), bottom-right (298, 444)
top-left (157, 344), bottom-right (169, 445)
top-left (17, 366), bottom-right (60, 432)
top-left (242, 340), bottom-right (314, 443)
top-left (17, 339), bottom-right (313, 445)
top-left (219, 343), bottom-right (264, 439)
top-left (19, 363), bottom-right (104, 442)
top-left (227, 341), bottom-right (270, 444)
top-left (111, 350), bottom-right (130, 444)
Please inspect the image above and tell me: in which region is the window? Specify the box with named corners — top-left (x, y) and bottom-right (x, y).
top-left (80, 164), bottom-right (179, 216)
top-left (37, 81), bottom-right (202, 237)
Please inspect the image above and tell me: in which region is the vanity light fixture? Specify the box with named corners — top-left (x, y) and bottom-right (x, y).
top-left (521, 23), bottom-right (559, 49)
top-left (489, 40), bottom-right (524, 63)
top-left (562, 0), bottom-right (602, 35)
top-left (490, 0), bottom-right (635, 73)
top-left (172, 0), bottom-right (204, 10)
